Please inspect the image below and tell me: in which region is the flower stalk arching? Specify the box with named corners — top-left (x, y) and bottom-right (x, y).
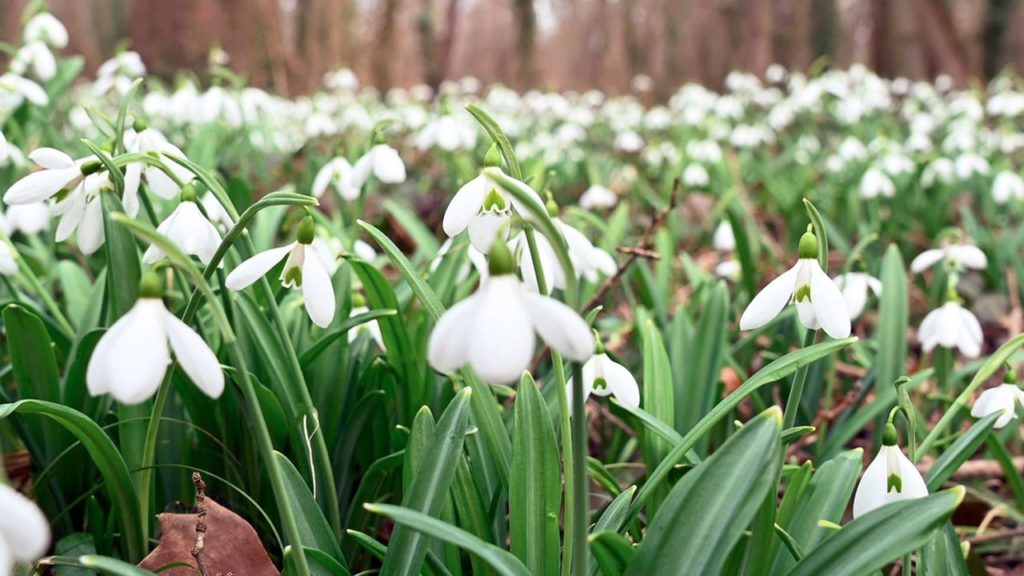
top-left (167, 156), bottom-right (344, 534)
top-left (113, 215), bottom-right (314, 574)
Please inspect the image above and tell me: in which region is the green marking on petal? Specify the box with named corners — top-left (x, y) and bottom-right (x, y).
top-left (887, 473), bottom-right (902, 493)
top-left (795, 284), bottom-right (811, 302)
top-left (483, 188), bottom-right (507, 211)
top-left (593, 377), bottom-right (608, 391)
top-left (284, 266), bottom-right (303, 287)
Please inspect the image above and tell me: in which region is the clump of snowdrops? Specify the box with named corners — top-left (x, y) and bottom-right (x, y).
top-left (0, 7), bottom-right (1023, 576)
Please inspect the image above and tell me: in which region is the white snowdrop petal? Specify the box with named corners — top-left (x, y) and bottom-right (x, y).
top-left (77, 198), bottom-right (105, 255)
top-left (123, 162), bottom-right (142, 218)
top-left (443, 175), bottom-right (489, 238)
top-left (949, 245), bottom-right (987, 270)
top-left (0, 484), bottom-right (50, 562)
top-left (910, 249), bottom-right (944, 273)
top-left (311, 162), bottom-right (335, 198)
top-left (4, 167), bottom-right (77, 204)
top-left (428, 294), bottom-right (479, 373)
top-left (467, 279), bottom-right (536, 383)
top-left (467, 210), bottom-right (509, 254)
top-left (739, 264), bottom-right (799, 330)
top-left (810, 264), bottom-right (851, 338)
top-left (164, 311), bottom-right (224, 399)
top-left (603, 358), bottom-right (640, 409)
top-left (520, 290), bottom-right (594, 362)
top-left (225, 243), bottom-right (295, 290)
top-left (91, 300), bottom-right (170, 404)
top-left (301, 248), bottom-right (336, 328)
top-left (29, 147), bottom-right (73, 169)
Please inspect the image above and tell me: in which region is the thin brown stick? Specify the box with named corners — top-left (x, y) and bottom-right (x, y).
top-left (966, 527), bottom-right (1024, 545)
top-left (191, 472), bottom-right (211, 576)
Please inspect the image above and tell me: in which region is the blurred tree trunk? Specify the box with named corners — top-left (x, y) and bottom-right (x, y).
top-left (437, 0), bottom-right (462, 88)
top-left (740, 0), bottom-right (773, 74)
top-left (914, 0), bottom-right (970, 84)
top-left (373, 0), bottom-right (402, 91)
top-left (774, 0), bottom-right (812, 71)
top-left (297, 0), bottom-right (348, 92)
top-left (513, 0), bottom-right (537, 87)
top-left (417, 0), bottom-right (438, 90)
top-left (984, 0), bottom-right (1015, 76)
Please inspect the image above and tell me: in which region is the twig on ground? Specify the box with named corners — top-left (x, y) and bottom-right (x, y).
top-left (191, 472), bottom-right (211, 576)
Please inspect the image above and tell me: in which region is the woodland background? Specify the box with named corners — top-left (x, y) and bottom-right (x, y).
top-left (2, 0), bottom-right (1024, 99)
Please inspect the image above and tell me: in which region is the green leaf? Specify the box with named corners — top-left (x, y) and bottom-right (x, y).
top-left (384, 199), bottom-right (439, 254)
top-left (769, 448), bottom-right (863, 575)
top-left (874, 245), bottom-right (907, 407)
top-left (78, 555), bottom-right (155, 575)
top-left (802, 199), bottom-right (829, 272)
top-left (100, 192), bottom-right (141, 320)
top-left (640, 319), bottom-right (675, 516)
top-left (0, 400), bottom-right (145, 561)
top-left (4, 305), bottom-right (63, 450)
top-left (381, 388), bottom-right (472, 576)
top-left (510, 373), bottom-right (561, 575)
top-left (298, 308), bottom-right (397, 367)
top-left (273, 452), bottom-right (346, 566)
top-left (626, 337), bottom-right (856, 523)
top-left (786, 488), bottom-right (965, 576)
top-left (358, 220), bottom-right (445, 319)
top-left (368, 504), bottom-right (531, 576)
top-left (918, 522), bottom-right (968, 576)
top-left (924, 412), bottom-right (999, 492)
top-left (589, 531), bottom-right (635, 576)
top-left (627, 408), bottom-right (783, 575)
top-left (465, 104), bottom-right (523, 180)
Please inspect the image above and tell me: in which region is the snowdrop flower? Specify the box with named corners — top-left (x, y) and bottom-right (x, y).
top-left (416, 115), bottom-right (475, 151)
top-left (682, 163), bottom-right (710, 188)
top-left (859, 167), bottom-right (895, 199)
top-left (87, 273), bottom-right (224, 405)
top-left (919, 298), bottom-right (983, 358)
top-left (312, 156), bottom-right (358, 200)
top-left (123, 123), bottom-right (193, 215)
top-left (971, 367), bottom-right (1024, 429)
top-left (852, 424), bottom-right (928, 518)
top-left (614, 131), bottom-right (644, 153)
top-left (739, 228), bottom-right (851, 339)
top-left (579, 185), bottom-right (617, 210)
top-left (24, 12), bottom-right (68, 48)
top-left (442, 151), bottom-right (543, 253)
top-left (142, 185), bottom-right (222, 266)
top-left (569, 339), bottom-right (639, 410)
top-left (0, 203), bottom-right (49, 236)
top-left (833, 271), bottom-right (882, 320)
top-left (201, 192), bottom-right (234, 229)
top-left (512, 214), bottom-right (615, 293)
top-left (226, 216), bottom-right (336, 328)
top-left (992, 171), bottom-right (1024, 204)
top-left (52, 172), bottom-right (109, 255)
top-left (428, 241), bottom-right (594, 384)
top-left (10, 42), bottom-right (57, 81)
top-left (0, 482), bottom-right (50, 574)
top-left (713, 221), bottom-right (735, 252)
top-left (353, 143), bottom-right (406, 187)
top-left (4, 148), bottom-right (95, 205)
top-left (954, 153), bottom-right (989, 180)
top-left (920, 158), bottom-right (955, 188)
top-left (0, 73), bottom-right (48, 107)
top-left (910, 239), bottom-right (987, 273)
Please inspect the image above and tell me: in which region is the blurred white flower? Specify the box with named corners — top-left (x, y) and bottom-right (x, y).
top-left (579, 185), bottom-right (617, 210)
top-left (918, 300), bottom-right (982, 358)
top-left (0, 483), bottom-right (50, 574)
top-left (24, 12), bottom-right (68, 48)
top-left (833, 272), bottom-right (882, 320)
top-left (859, 168), bottom-right (895, 199)
top-left (971, 383), bottom-right (1024, 429)
top-left (123, 126), bottom-right (193, 215)
top-left (0, 203), bottom-right (49, 236)
top-left (353, 144), bottom-right (406, 187)
top-left (713, 221), bottom-right (735, 252)
top-left (910, 242), bottom-right (986, 273)
top-left (992, 171), bottom-right (1024, 204)
top-left (613, 131), bottom-right (644, 153)
top-left (312, 157), bottom-right (358, 200)
top-left (682, 163), bottom-right (710, 188)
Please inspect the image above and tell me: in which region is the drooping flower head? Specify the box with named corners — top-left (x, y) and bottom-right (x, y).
top-left (851, 423), bottom-right (928, 518)
top-left (0, 482), bottom-right (50, 575)
top-left (739, 226), bottom-right (851, 339)
top-left (910, 231), bottom-right (987, 274)
top-left (226, 214), bottom-right (337, 328)
top-left (428, 239), bottom-right (594, 384)
top-left (569, 332), bottom-right (639, 411)
top-left (87, 272), bottom-right (224, 405)
top-left (142, 183), bottom-right (223, 267)
top-left (971, 364), bottom-right (1024, 429)
top-left (918, 283), bottom-right (983, 358)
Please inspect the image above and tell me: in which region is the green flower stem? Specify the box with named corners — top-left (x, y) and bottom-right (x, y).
top-left (114, 214), bottom-right (312, 573)
top-left (570, 360), bottom-right (587, 575)
top-left (933, 347), bottom-right (953, 394)
top-left (783, 329), bottom-right (818, 431)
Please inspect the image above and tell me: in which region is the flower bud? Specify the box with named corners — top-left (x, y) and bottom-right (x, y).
top-left (133, 118), bottom-right (148, 132)
top-left (797, 225), bottom-right (818, 260)
top-left (545, 192), bottom-right (559, 218)
top-left (180, 182), bottom-right (198, 203)
top-left (139, 270), bottom-right (163, 299)
top-left (487, 237), bottom-right (515, 277)
top-left (81, 159), bottom-right (103, 176)
top-left (882, 422), bottom-right (898, 446)
top-left (484, 144), bottom-right (502, 168)
top-left (297, 215), bottom-right (316, 245)
top-left (352, 292), bottom-right (367, 308)
top-left (1005, 363), bottom-right (1018, 385)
